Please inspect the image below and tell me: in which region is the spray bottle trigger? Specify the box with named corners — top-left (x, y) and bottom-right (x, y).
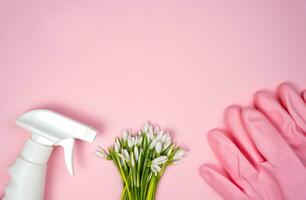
top-left (57, 138), bottom-right (75, 176)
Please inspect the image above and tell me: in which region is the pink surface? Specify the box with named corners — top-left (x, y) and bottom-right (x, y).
top-left (0, 0), bottom-right (306, 199)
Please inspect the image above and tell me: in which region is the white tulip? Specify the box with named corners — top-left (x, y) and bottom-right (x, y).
top-left (143, 121), bottom-right (150, 132)
top-left (118, 153), bottom-right (126, 162)
top-left (95, 150), bottom-right (107, 159)
top-left (148, 125), bottom-right (153, 135)
top-left (134, 146), bottom-right (139, 161)
top-left (137, 136), bottom-right (143, 145)
top-left (155, 130), bottom-right (164, 141)
top-left (127, 136), bottom-right (134, 148)
top-left (95, 146), bottom-right (108, 159)
top-left (162, 137), bottom-right (171, 151)
top-left (164, 133), bottom-right (171, 142)
top-left (122, 128), bottom-right (129, 141)
top-left (152, 156), bottom-right (168, 165)
top-left (151, 164), bottom-right (161, 175)
top-left (149, 139), bottom-right (157, 149)
top-left (155, 141), bottom-right (162, 153)
top-left (167, 145), bottom-right (174, 156)
top-left (114, 138), bottom-right (121, 153)
top-left (153, 126), bottom-right (160, 134)
top-left (172, 160), bottom-right (182, 165)
top-left (114, 143), bottom-right (120, 153)
top-left (98, 122), bottom-right (186, 192)
top-left (120, 158), bottom-right (125, 166)
top-left (160, 132), bottom-right (168, 143)
top-left (173, 149), bottom-right (185, 161)
top-left (115, 138), bottom-right (121, 147)
top-left (122, 149), bottom-right (130, 162)
top-left (148, 130), bottom-right (155, 140)
top-left (146, 132), bottom-right (151, 142)
top-left (132, 136), bottom-right (136, 146)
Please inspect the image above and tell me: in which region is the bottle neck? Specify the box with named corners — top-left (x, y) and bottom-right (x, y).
top-left (21, 139), bottom-right (53, 165)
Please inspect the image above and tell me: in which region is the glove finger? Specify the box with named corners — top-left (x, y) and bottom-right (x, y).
top-left (303, 90), bottom-right (306, 103)
top-left (278, 83), bottom-right (306, 133)
top-left (200, 164), bottom-right (249, 200)
top-left (225, 105), bottom-right (264, 164)
top-left (254, 91), bottom-right (306, 165)
top-left (208, 129), bottom-right (260, 198)
top-left (256, 163), bottom-right (285, 200)
top-left (242, 107), bottom-right (304, 170)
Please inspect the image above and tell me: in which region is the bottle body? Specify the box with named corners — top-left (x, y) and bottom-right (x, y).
top-left (4, 139), bottom-right (53, 200)
top-left (4, 157), bottom-right (47, 200)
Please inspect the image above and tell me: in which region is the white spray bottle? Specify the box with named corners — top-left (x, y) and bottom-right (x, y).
top-left (3, 109), bottom-right (97, 200)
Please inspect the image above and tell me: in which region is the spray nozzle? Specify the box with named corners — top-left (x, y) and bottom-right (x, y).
top-left (16, 109), bottom-right (97, 176)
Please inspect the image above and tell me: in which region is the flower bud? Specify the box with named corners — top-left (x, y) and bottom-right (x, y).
top-left (148, 125), bottom-right (153, 135)
top-left (122, 149), bottom-right (130, 162)
top-left (173, 149), bottom-right (185, 161)
top-left (143, 121), bottom-right (150, 132)
top-left (153, 126), bottom-right (160, 134)
top-left (95, 147), bottom-right (108, 159)
top-left (152, 156), bottom-right (168, 165)
top-left (114, 143), bottom-right (120, 153)
top-left (134, 146), bottom-right (139, 161)
top-left (137, 136), bottom-right (143, 145)
top-left (155, 142), bottom-right (162, 153)
top-left (163, 139), bottom-right (171, 151)
top-left (122, 128), bottom-right (129, 141)
top-left (155, 130), bottom-right (164, 141)
top-left (149, 139), bottom-right (157, 149)
top-left (127, 136), bottom-right (134, 148)
top-left (151, 164), bottom-right (161, 175)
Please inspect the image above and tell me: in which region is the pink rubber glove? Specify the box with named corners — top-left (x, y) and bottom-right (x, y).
top-left (200, 83), bottom-right (306, 200)
top-left (254, 83), bottom-right (306, 165)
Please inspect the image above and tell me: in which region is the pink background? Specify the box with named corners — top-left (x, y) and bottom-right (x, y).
top-left (0, 0), bottom-right (306, 199)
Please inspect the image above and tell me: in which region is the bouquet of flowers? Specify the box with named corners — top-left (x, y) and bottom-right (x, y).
top-left (95, 121), bottom-right (186, 200)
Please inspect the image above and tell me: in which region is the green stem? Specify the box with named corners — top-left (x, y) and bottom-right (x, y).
top-left (146, 176), bottom-right (157, 200)
top-left (112, 152), bottom-right (132, 200)
top-left (121, 186), bottom-right (127, 200)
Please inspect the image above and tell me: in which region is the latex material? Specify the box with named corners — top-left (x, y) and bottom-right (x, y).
top-left (200, 83), bottom-right (306, 200)
top-left (254, 84), bottom-right (306, 165)
top-left (3, 109), bottom-right (97, 200)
